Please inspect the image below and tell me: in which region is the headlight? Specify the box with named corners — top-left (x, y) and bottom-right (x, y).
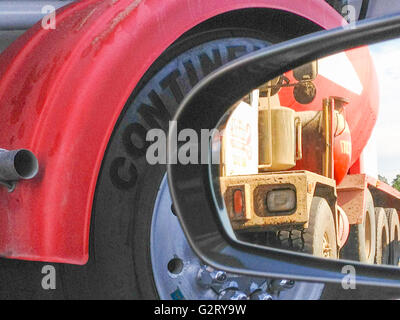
top-left (266, 189), bottom-right (296, 213)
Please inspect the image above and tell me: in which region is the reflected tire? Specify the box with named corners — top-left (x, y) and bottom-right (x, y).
top-left (341, 190), bottom-right (376, 264)
top-left (278, 197), bottom-right (337, 259)
top-left (375, 207), bottom-right (390, 265)
top-left (385, 208), bottom-right (400, 266)
top-left (303, 197), bottom-right (338, 259)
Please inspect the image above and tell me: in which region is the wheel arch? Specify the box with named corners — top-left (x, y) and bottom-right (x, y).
top-left (0, 0), bottom-right (343, 264)
top-left (176, 7), bottom-right (324, 43)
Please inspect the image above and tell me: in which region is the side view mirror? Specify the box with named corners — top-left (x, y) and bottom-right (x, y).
top-left (167, 13), bottom-right (400, 295)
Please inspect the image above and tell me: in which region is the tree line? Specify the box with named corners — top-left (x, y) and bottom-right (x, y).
top-left (378, 174), bottom-right (400, 192)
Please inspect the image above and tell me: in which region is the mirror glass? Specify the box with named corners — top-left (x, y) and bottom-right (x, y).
top-left (213, 38), bottom-right (400, 266)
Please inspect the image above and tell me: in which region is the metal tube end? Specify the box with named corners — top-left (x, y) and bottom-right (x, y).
top-left (13, 149), bottom-right (39, 180)
top-left (0, 148), bottom-right (39, 182)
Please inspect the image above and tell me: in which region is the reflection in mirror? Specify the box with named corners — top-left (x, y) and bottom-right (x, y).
top-left (215, 38), bottom-right (400, 266)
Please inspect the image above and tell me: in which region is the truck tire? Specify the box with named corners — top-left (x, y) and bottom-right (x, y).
top-left (385, 208), bottom-right (400, 266)
top-left (341, 190), bottom-right (376, 264)
top-left (57, 29), bottom-right (326, 300)
top-left (303, 197), bottom-right (338, 258)
top-left (278, 197), bottom-right (337, 258)
top-left (375, 208), bottom-right (390, 264)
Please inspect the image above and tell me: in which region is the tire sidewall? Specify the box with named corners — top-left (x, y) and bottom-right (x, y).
top-left (308, 197), bottom-right (337, 259)
top-left (375, 208), bottom-right (389, 265)
top-left (386, 208), bottom-right (400, 266)
top-left (361, 195), bottom-right (376, 263)
top-left (341, 190), bottom-right (376, 264)
top-left (62, 30), bottom-right (273, 299)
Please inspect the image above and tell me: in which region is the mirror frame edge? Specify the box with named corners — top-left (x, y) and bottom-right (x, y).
top-left (167, 14), bottom-right (400, 292)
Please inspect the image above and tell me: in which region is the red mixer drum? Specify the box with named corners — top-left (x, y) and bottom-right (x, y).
top-left (279, 45), bottom-right (379, 177)
top-left (290, 110), bottom-right (352, 185)
top-left (333, 119), bottom-right (352, 184)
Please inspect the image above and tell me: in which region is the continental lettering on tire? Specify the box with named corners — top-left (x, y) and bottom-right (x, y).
top-left (227, 45), bottom-right (247, 61)
top-left (199, 49), bottom-right (222, 76)
top-left (137, 90), bottom-right (171, 130)
top-left (109, 41), bottom-right (265, 190)
top-left (183, 60), bottom-right (199, 86)
top-left (109, 157), bottom-right (138, 189)
top-left (160, 70), bottom-right (185, 104)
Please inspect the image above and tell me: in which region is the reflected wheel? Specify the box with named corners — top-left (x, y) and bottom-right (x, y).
top-left (303, 196), bottom-right (337, 259)
top-left (385, 208), bottom-right (400, 266)
top-left (375, 207), bottom-right (390, 264)
top-left (341, 190), bottom-right (376, 263)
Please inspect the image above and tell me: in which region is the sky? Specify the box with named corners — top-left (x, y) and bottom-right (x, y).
top-left (368, 39), bottom-right (400, 183)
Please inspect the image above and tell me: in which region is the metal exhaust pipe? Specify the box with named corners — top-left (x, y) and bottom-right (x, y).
top-left (0, 149), bottom-right (38, 181)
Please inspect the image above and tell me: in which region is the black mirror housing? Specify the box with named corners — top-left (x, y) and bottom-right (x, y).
top-left (167, 14), bottom-right (400, 295)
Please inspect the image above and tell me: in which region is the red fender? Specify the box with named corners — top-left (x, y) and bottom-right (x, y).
top-left (0, 0), bottom-right (342, 264)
